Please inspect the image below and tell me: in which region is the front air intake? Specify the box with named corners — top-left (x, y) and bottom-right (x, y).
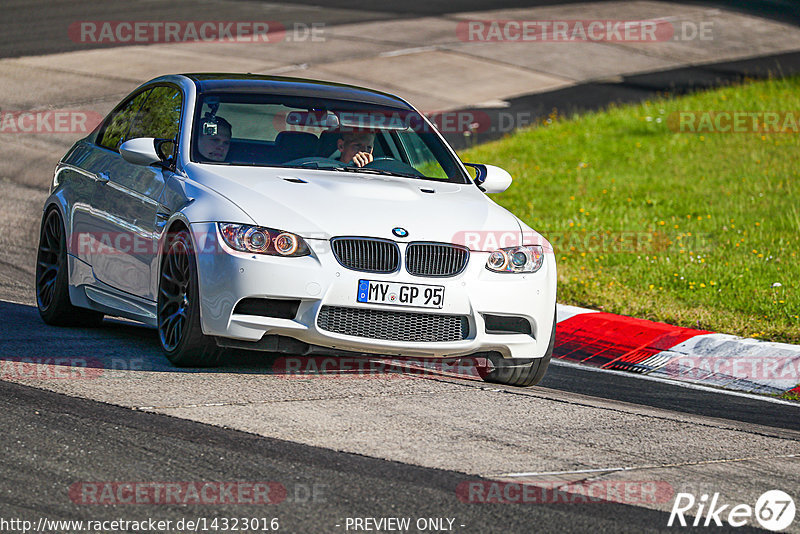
top-left (233, 298), bottom-right (300, 320)
top-left (317, 306), bottom-right (469, 342)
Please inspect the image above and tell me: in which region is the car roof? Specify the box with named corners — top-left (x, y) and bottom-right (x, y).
top-left (183, 73), bottom-right (413, 110)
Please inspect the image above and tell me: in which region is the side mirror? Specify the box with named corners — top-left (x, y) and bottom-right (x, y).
top-left (464, 163), bottom-right (513, 194)
top-left (119, 138), bottom-right (163, 166)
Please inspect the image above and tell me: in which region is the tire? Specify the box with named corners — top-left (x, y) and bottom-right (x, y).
top-left (36, 208), bottom-right (104, 327)
top-left (481, 316), bottom-right (556, 387)
top-left (157, 229), bottom-right (221, 367)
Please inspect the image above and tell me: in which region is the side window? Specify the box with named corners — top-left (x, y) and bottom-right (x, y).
top-left (397, 131), bottom-right (449, 179)
top-left (97, 90), bottom-right (151, 151)
top-left (400, 131), bottom-right (435, 166)
top-left (127, 86), bottom-right (183, 143)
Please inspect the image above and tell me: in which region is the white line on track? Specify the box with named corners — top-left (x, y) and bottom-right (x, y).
top-left (494, 453), bottom-right (800, 478)
top-left (379, 45), bottom-right (438, 57)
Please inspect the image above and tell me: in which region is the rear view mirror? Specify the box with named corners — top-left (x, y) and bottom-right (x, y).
top-left (286, 110), bottom-right (340, 129)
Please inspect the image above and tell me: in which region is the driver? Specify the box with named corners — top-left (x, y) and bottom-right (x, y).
top-left (197, 116), bottom-right (232, 162)
top-left (337, 131), bottom-right (374, 168)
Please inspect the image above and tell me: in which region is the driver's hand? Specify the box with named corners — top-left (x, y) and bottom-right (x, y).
top-left (352, 151), bottom-right (374, 168)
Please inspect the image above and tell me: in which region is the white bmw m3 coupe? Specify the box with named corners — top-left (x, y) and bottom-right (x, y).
top-left (36, 74), bottom-right (556, 386)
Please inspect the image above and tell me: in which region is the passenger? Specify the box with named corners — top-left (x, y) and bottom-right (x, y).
top-left (197, 117), bottom-right (232, 162)
top-left (337, 131), bottom-right (374, 168)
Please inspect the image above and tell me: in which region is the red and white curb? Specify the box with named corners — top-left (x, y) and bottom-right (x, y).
top-left (554, 304), bottom-right (800, 397)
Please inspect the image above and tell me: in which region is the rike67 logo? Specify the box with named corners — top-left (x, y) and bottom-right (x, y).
top-left (669, 490), bottom-right (795, 531)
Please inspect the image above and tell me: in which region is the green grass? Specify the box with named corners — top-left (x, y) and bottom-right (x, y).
top-left (778, 390), bottom-right (800, 401)
top-left (460, 76), bottom-right (800, 343)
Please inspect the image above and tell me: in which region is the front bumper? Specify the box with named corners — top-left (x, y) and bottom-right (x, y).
top-left (190, 223), bottom-right (557, 359)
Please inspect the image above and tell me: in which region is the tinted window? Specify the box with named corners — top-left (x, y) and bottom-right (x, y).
top-left (127, 86), bottom-right (182, 142)
top-left (97, 90), bottom-right (150, 151)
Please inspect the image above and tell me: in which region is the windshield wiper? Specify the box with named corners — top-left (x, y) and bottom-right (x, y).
top-left (333, 167), bottom-right (422, 179)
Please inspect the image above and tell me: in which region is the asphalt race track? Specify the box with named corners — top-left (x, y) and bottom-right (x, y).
top-left (2, 301), bottom-right (799, 532)
top-left (1, 1), bottom-right (800, 533)
top-left (0, 380), bottom-right (743, 534)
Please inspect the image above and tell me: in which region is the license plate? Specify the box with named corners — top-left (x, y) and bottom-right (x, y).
top-left (357, 279), bottom-right (444, 309)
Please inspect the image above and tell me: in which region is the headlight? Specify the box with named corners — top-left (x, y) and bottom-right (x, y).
top-left (218, 223), bottom-right (310, 257)
top-left (485, 245), bottom-right (544, 273)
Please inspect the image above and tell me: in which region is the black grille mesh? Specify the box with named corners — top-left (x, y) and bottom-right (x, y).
top-left (317, 306), bottom-right (469, 342)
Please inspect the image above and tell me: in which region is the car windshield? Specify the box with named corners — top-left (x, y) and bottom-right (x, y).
top-left (191, 93), bottom-right (470, 183)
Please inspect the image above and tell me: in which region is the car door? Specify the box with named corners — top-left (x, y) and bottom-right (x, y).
top-left (83, 85), bottom-right (183, 301)
top-left (76, 88), bottom-right (150, 288)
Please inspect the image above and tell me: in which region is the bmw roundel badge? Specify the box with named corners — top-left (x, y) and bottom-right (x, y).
top-left (392, 227), bottom-right (409, 238)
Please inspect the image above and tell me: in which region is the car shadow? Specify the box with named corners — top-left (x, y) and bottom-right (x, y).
top-left (0, 300), bottom-right (489, 382)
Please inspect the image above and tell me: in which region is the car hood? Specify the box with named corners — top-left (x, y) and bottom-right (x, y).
top-left (185, 163), bottom-right (526, 246)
